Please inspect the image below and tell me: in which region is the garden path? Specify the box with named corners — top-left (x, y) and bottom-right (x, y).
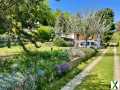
top-left (114, 47), bottom-right (120, 90)
top-left (61, 48), bottom-right (108, 90)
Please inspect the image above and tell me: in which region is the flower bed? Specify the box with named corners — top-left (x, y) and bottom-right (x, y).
top-left (0, 47), bottom-right (97, 90)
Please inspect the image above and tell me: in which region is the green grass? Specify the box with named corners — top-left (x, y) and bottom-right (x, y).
top-left (0, 46), bottom-right (22, 56)
top-left (111, 32), bottom-right (120, 42)
top-left (75, 48), bottom-right (114, 90)
top-left (0, 43), bottom-right (69, 56)
top-left (112, 32), bottom-right (120, 59)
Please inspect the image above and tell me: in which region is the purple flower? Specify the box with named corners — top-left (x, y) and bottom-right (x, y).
top-left (55, 63), bottom-right (70, 75)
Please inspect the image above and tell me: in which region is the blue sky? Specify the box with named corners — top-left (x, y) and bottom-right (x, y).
top-left (49, 0), bottom-right (120, 22)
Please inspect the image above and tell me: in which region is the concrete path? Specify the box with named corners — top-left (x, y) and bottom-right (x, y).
top-left (61, 49), bottom-right (108, 90)
top-left (114, 47), bottom-right (120, 90)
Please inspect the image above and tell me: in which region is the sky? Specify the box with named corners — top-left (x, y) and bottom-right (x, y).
top-left (49, 0), bottom-right (120, 22)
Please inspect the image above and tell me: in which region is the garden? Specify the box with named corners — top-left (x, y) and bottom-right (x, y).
top-left (0, 0), bottom-right (116, 90)
top-left (0, 44), bottom-right (96, 90)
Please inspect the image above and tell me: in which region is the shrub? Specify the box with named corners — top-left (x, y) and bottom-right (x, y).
top-left (68, 48), bottom-right (96, 68)
top-left (65, 41), bottom-right (74, 47)
top-left (37, 26), bottom-right (55, 42)
top-left (0, 27), bottom-right (6, 34)
top-left (55, 63), bottom-right (71, 76)
top-left (52, 50), bottom-right (70, 61)
top-left (24, 49), bottom-right (70, 61)
top-left (0, 41), bottom-right (6, 47)
top-left (53, 37), bottom-right (67, 47)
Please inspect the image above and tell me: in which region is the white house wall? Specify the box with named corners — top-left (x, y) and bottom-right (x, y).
top-left (65, 33), bottom-right (75, 39)
top-left (61, 33), bottom-right (101, 48)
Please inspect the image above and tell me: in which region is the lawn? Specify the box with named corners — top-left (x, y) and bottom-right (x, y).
top-left (75, 48), bottom-right (114, 90)
top-left (112, 32), bottom-right (120, 58)
top-left (111, 32), bottom-right (120, 43)
top-left (0, 43), bottom-right (69, 56)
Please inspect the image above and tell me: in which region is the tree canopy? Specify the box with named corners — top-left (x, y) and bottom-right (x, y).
top-left (0, 0), bottom-right (55, 52)
top-left (96, 8), bottom-right (115, 42)
top-left (55, 9), bottom-right (114, 46)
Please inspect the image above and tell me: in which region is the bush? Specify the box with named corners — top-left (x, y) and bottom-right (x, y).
top-left (55, 63), bottom-right (71, 76)
top-left (65, 41), bottom-right (74, 47)
top-left (68, 48), bottom-right (96, 68)
top-left (37, 26), bottom-right (55, 42)
top-left (45, 48), bottom-right (97, 90)
top-left (0, 27), bottom-right (6, 34)
top-left (0, 48), bottom-right (71, 89)
top-left (53, 37), bottom-right (67, 47)
top-left (0, 41), bottom-right (6, 47)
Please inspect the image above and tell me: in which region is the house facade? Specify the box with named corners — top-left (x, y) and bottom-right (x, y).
top-left (61, 33), bottom-right (101, 48)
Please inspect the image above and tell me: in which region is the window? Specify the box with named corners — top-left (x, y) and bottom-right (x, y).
top-left (86, 42), bottom-right (89, 45)
top-left (91, 42), bottom-right (96, 45)
top-left (91, 42), bottom-right (95, 45)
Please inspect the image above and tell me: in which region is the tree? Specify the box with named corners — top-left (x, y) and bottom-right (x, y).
top-left (37, 26), bottom-right (55, 42)
top-left (0, 0), bottom-right (55, 52)
top-left (116, 21), bottom-right (120, 31)
top-left (55, 11), bottom-right (112, 47)
top-left (54, 13), bottom-right (70, 35)
top-left (76, 12), bottom-right (112, 47)
top-left (96, 8), bottom-right (115, 43)
top-left (17, 0), bottom-right (55, 27)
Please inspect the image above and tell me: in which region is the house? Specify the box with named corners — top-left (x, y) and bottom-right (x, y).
top-left (61, 33), bottom-right (101, 48)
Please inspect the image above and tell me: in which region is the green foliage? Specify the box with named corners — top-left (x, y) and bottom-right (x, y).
top-left (96, 8), bottom-right (115, 43)
top-left (0, 49), bottom-right (70, 73)
top-left (53, 37), bottom-right (67, 47)
top-left (96, 8), bottom-right (114, 29)
top-left (18, 0), bottom-right (55, 27)
top-left (55, 13), bottom-right (71, 34)
top-left (45, 48), bottom-right (97, 90)
top-left (69, 48), bottom-right (96, 68)
top-left (0, 42), bottom-right (6, 48)
top-left (0, 48), bottom-right (70, 89)
top-left (0, 27), bottom-right (6, 34)
top-left (0, 47), bottom-right (97, 90)
top-left (0, 0), bottom-right (55, 51)
top-left (37, 26), bottom-right (55, 42)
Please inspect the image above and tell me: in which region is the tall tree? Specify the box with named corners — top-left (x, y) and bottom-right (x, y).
top-left (73, 12), bottom-right (111, 47)
top-left (55, 13), bottom-right (71, 35)
top-left (96, 8), bottom-right (115, 43)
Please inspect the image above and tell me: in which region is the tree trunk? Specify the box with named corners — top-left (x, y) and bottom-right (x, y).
top-left (20, 30), bottom-right (41, 48)
top-left (18, 36), bottom-right (29, 52)
top-left (7, 38), bottom-right (11, 48)
top-left (85, 36), bottom-right (88, 48)
top-left (7, 31), bottom-right (11, 48)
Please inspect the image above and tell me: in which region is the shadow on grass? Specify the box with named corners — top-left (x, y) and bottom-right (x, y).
top-left (75, 74), bottom-right (110, 90)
